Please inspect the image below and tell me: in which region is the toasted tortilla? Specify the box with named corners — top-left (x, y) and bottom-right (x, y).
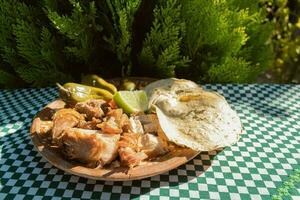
top-left (145, 78), bottom-right (242, 151)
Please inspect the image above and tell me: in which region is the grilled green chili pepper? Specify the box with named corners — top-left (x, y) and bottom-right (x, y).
top-left (81, 74), bottom-right (117, 94)
top-left (57, 83), bottom-right (113, 105)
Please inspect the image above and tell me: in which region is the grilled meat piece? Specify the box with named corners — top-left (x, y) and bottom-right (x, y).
top-left (52, 109), bottom-right (84, 146)
top-left (118, 133), bottom-right (148, 168)
top-left (77, 118), bottom-right (102, 130)
top-left (107, 109), bottom-right (123, 121)
top-left (134, 114), bottom-right (157, 124)
top-left (119, 147), bottom-right (148, 168)
top-left (140, 133), bottom-right (169, 158)
top-left (129, 117), bottom-right (144, 134)
top-left (118, 132), bottom-right (168, 168)
top-left (61, 128), bottom-right (120, 167)
top-left (31, 118), bottom-right (53, 136)
top-left (75, 99), bottom-right (106, 120)
top-left (132, 114), bottom-right (159, 134)
top-left (97, 117), bottom-right (123, 134)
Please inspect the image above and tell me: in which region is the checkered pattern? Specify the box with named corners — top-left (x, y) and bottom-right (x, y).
top-left (1, 85), bottom-right (300, 200)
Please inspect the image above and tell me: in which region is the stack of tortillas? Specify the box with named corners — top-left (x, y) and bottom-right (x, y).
top-left (144, 78), bottom-right (242, 151)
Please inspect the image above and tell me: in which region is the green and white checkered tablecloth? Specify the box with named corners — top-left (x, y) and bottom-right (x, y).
top-left (0, 85), bottom-right (300, 200)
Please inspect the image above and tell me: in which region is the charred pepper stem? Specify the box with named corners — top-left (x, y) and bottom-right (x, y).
top-left (81, 74), bottom-right (117, 94)
top-left (57, 83), bottom-right (113, 104)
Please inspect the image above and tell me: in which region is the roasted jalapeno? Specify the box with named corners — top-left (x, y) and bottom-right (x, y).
top-left (81, 74), bottom-right (117, 94)
top-left (57, 83), bottom-right (113, 105)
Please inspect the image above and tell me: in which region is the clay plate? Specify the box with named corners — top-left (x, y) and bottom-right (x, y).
top-left (30, 78), bottom-right (200, 181)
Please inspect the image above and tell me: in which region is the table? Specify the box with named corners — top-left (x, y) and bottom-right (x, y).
top-left (0, 85), bottom-right (300, 200)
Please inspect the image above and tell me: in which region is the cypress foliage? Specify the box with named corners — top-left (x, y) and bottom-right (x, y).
top-left (0, 0), bottom-right (71, 87)
top-left (179, 0), bottom-right (273, 83)
top-left (45, 0), bottom-right (141, 77)
top-left (104, 0), bottom-right (142, 75)
top-left (45, 0), bottom-right (101, 63)
top-left (137, 0), bottom-right (189, 77)
top-left (44, 0), bottom-right (107, 78)
top-left (0, 0), bottom-right (275, 88)
top-left (229, 0), bottom-right (274, 80)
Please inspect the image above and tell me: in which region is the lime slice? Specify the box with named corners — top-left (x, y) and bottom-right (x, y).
top-left (113, 90), bottom-right (148, 114)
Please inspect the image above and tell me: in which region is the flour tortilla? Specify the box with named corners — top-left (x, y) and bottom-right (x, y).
top-left (144, 78), bottom-right (242, 151)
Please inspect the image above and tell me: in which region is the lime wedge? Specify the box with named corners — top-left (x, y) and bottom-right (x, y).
top-left (113, 90), bottom-right (148, 114)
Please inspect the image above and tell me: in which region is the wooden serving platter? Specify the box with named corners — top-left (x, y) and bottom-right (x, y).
top-left (30, 78), bottom-right (200, 181)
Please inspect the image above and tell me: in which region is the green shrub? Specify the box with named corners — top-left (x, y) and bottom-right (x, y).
top-left (138, 0), bottom-right (189, 78)
top-left (0, 0), bottom-right (72, 87)
top-left (264, 0), bottom-right (300, 83)
top-left (177, 0), bottom-right (274, 83)
top-left (0, 0), bottom-right (274, 88)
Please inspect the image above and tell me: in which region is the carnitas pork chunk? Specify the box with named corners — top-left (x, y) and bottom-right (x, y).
top-left (75, 99), bottom-right (106, 120)
top-left (31, 118), bottom-right (53, 136)
top-left (61, 128), bottom-right (120, 167)
top-left (132, 114), bottom-right (159, 133)
top-left (52, 109), bottom-right (84, 146)
top-left (118, 133), bottom-right (169, 168)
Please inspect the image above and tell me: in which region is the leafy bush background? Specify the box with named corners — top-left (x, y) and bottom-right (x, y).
top-left (0, 0), bottom-right (298, 88)
top-left (264, 0), bottom-right (300, 83)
